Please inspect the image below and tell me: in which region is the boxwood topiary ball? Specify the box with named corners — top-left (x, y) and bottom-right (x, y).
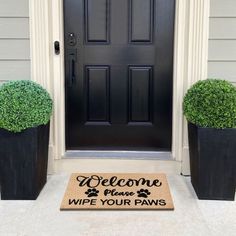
top-left (0, 80), bottom-right (53, 132)
top-left (183, 79), bottom-right (236, 128)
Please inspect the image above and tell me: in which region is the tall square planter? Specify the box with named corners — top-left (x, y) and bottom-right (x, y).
top-left (0, 123), bottom-right (50, 200)
top-left (188, 122), bottom-right (236, 200)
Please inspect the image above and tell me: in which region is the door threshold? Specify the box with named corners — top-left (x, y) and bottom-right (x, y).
top-left (63, 151), bottom-right (173, 160)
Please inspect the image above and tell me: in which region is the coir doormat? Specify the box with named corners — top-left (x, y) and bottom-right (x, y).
top-left (60, 173), bottom-right (174, 210)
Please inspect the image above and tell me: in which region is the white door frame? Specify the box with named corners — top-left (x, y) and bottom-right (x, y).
top-left (29, 0), bottom-right (210, 174)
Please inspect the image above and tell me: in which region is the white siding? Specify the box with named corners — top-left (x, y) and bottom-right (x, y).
top-left (0, 0), bottom-right (30, 82)
top-left (0, 0), bottom-right (29, 17)
top-left (208, 0), bottom-right (236, 83)
top-left (0, 18), bottom-right (29, 38)
top-left (208, 40), bottom-right (236, 61)
top-left (210, 0), bottom-right (236, 17)
top-left (209, 18), bottom-right (236, 39)
top-left (0, 61), bottom-right (30, 81)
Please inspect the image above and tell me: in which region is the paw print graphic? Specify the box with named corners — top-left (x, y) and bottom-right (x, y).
top-left (137, 189), bottom-right (151, 198)
top-left (85, 188), bottom-right (99, 197)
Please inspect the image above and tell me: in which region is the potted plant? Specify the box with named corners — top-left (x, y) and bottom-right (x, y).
top-left (183, 79), bottom-right (236, 200)
top-left (0, 80), bottom-right (53, 200)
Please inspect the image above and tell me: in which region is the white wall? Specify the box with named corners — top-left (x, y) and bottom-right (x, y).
top-left (208, 0), bottom-right (236, 86)
top-left (0, 0), bottom-right (30, 83)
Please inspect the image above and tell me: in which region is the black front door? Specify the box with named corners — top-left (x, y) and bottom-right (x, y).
top-left (64, 0), bottom-right (175, 151)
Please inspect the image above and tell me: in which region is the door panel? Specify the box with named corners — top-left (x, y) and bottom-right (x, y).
top-left (85, 0), bottom-right (110, 43)
top-left (86, 66), bottom-right (110, 121)
top-left (129, 0), bottom-right (154, 43)
top-left (129, 66), bottom-right (152, 122)
top-left (64, 0), bottom-right (175, 151)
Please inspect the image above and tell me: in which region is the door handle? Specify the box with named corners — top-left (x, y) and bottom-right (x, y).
top-left (68, 49), bottom-right (77, 87)
top-left (69, 57), bottom-right (75, 87)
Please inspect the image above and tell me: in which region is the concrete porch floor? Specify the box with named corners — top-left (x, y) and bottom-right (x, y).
top-left (0, 159), bottom-right (235, 236)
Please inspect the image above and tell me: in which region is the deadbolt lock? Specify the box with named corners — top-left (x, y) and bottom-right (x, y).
top-left (68, 33), bottom-right (77, 46)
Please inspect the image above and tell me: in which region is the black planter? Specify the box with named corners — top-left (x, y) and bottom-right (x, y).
top-left (188, 122), bottom-right (236, 200)
top-left (0, 123), bottom-right (50, 200)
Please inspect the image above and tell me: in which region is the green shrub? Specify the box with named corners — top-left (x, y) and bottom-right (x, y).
top-left (183, 79), bottom-right (236, 128)
top-left (0, 80), bottom-right (53, 132)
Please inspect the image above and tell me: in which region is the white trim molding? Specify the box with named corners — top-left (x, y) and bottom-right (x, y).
top-left (173, 0), bottom-right (210, 175)
top-left (29, 0), bottom-right (210, 174)
top-left (29, 0), bottom-right (65, 173)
